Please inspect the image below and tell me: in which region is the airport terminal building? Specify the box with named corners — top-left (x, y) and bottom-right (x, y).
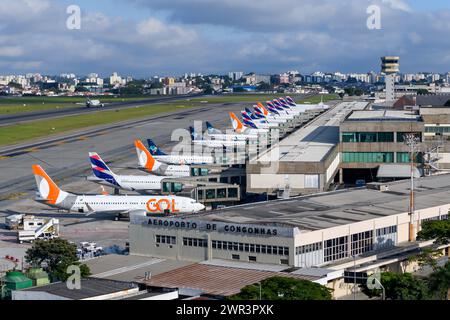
top-left (129, 174), bottom-right (450, 269)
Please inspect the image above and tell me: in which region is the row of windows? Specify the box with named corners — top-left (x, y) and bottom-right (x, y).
top-left (376, 225), bottom-right (397, 236)
top-left (155, 235), bottom-right (176, 245)
top-left (342, 132), bottom-right (394, 143)
top-left (183, 237), bottom-right (208, 247)
top-left (351, 231), bottom-right (374, 256)
top-left (296, 242), bottom-right (322, 255)
top-left (342, 152), bottom-right (394, 163)
top-left (425, 126), bottom-right (450, 133)
top-left (342, 132), bottom-right (422, 143)
top-left (324, 236), bottom-right (348, 262)
top-left (75, 202), bottom-right (147, 205)
top-left (197, 188), bottom-right (238, 200)
top-left (212, 240), bottom-right (289, 256)
top-left (421, 214), bottom-right (449, 223)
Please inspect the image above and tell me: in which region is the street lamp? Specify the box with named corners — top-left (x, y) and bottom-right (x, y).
top-left (373, 277), bottom-right (385, 300)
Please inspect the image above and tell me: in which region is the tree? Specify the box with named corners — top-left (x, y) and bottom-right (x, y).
top-left (229, 276), bottom-right (332, 300)
top-left (409, 247), bottom-right (443, 271)
top-left (417, 220), bottom-right (450, 245)
top-left (362, 272), bottom-right (429, 300)
top-left (427, 262), bottom-right (450, 300)
top-left (25, 238), bottom-right (90, 281)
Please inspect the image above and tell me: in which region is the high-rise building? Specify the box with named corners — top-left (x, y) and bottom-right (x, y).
top-left (228, 72), bottom-right (243, 81)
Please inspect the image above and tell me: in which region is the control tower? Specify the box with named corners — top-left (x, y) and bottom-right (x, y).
top-left (381, 56), bottom-right (400, 104)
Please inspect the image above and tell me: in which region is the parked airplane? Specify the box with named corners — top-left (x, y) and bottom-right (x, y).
top-left (147, 139), bottom-right (214, 165)
top-left (241, 111), bottom-right (274, 129)
top-left (135, 140), bottom-right (191, 176)
top-left (205, 122), bottom-right (258, 141)
top-left (32, 165), bottom-right (204, 219)
top-left (87, 152), bottom-right (166, 193)
top-left (189, 126), bottom-right (246, 148)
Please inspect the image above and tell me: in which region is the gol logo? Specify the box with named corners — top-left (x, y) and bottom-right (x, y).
top-left (146, 199), bottom-right (180, 213)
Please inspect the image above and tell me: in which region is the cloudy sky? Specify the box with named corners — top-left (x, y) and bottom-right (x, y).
top-left (0, 0), bottom-right (449, 77)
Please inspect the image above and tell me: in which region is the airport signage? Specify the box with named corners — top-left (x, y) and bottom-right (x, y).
top-left (143, 217), bottom-right (294, 237)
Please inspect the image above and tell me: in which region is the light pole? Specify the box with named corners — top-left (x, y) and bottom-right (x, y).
top-left (374, 277), bottom-right (385, 300)
top-left (404, 133), bottom-right (421, 242)
top-left (353, 255), bottom-right (357, 300)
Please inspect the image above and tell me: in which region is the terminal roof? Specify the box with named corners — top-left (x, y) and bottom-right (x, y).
top-left (189, 173), bottom-right (450, 232)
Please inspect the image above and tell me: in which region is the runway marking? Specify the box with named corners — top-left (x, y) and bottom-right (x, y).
top-left (0, 156), bottom-right (10, 160)
top-left (92, 258), bottom-right (165, 278)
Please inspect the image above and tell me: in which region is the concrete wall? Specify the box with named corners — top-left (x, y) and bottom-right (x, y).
top-left (130, 224), bottom-right (295, 265)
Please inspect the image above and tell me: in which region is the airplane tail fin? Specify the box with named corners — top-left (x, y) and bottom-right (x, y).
top-left (134, 139), bottom-right (160, 172)
top-left (241, 111), bottom-right (258, 129)
top-left (89, 152), bottom-right (121, 187)
top-left (229, 112), bottom-right (245, 133)
top-left (257, 103), bottom-right (269, 117)
top-left (206, 121), bottom-right (220, 134)
top-left (32, 165), bottom-right (69, 205)
top-left (147, 139), bottom-right (167, 156)
top-left (189, 126), bottom-right (201, 141)
top-left (286, 96), bottom-right (296, 106)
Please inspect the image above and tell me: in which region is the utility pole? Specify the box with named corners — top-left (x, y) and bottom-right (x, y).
top-left (404, 133), bottom-right (420, 242)
top-left (353, 255), bottom-right (357, 300)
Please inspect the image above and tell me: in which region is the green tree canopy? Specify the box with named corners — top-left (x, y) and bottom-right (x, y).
top-left (427, 262), bottom-right (450, 300)
top-left (417, 220), bottom-right (450, 245)
top-left (25, 238), bottom-right (90, 281)
top-left (229, 276), bottom-right (332, 300)
top-left (362, 272), bottom-right (429, 300)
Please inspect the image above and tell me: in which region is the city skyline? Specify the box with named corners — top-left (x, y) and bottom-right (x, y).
top-left (1, 0), bottom-right (450, 76)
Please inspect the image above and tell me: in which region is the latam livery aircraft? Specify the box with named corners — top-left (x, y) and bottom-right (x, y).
top-left (32, 165), bottom-right (205, 219)
top-left (87, 152), bottom-right (166, 193)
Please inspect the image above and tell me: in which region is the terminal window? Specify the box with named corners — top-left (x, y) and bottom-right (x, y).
top-left (183, 237), bottom-right (207, 247)
top-left (342, 152), bottom-right (394, 163)
top-left (212, 240), bottom-right (289, 256)
top-left (156, 235), bottom-right (176, 245)
top-left (351, 231), bottom-right (373, 256)
top-left (342, 132), bottom-right (394, 143)
top-left (324, 236), bottom-right (348, 262)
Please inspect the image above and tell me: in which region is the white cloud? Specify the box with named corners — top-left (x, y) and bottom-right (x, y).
top-left (0, 46), bottom-right (24, 57)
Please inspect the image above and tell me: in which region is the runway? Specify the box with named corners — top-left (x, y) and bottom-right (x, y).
top-left (0, 93), bottom-right (203, 126)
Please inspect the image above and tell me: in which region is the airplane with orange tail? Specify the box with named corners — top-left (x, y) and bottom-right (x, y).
top-left (32, 164), bottom-right (204, 219)
top-left (134, 140), bottom-right (190, 177)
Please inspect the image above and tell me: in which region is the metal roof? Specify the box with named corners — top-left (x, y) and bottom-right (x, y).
top-left (142, 263), bottom-right (320, 297)
top-left (23, 277), bottom-right (138, 299)
top-left (346, 110), bottom-right (422, 122)
top-left (184, 173), bottom-right (450, 231)
top-left (254, 101), bottom-right (368, 163)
